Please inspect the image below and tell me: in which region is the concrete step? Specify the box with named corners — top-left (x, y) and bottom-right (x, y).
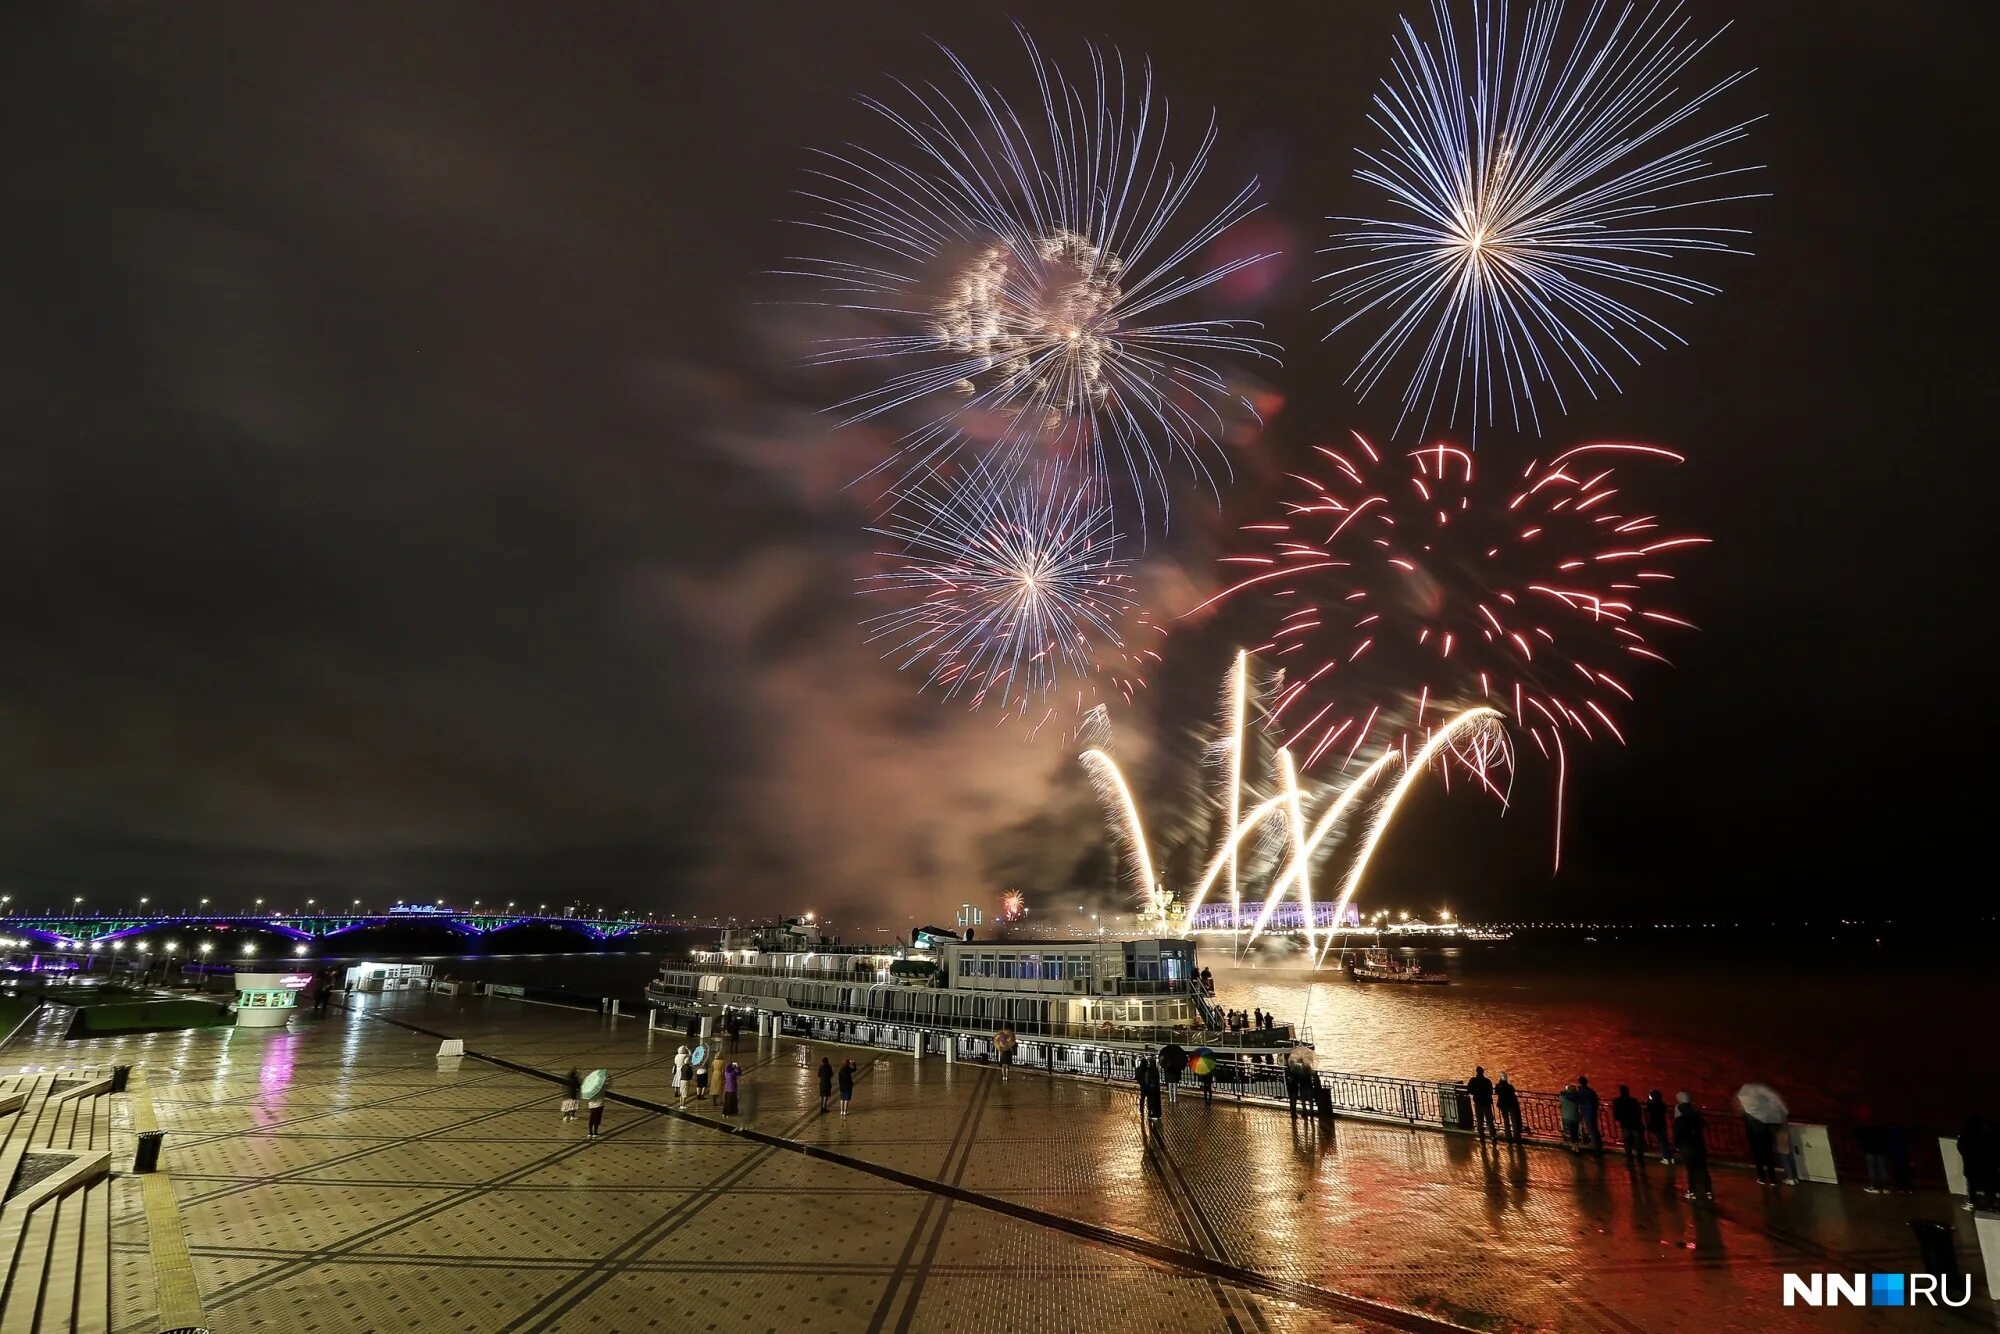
top-left (0, 1195), bottom-right (57, 1334)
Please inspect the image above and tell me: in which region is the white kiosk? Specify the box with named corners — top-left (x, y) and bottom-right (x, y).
top-left (344, 961), bottom-right (433, 993)
top-left (233, 971), bottom-right (315, 1028)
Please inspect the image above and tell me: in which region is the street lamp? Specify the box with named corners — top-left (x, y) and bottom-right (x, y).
top-left (199, 942), bottom-right (213, 956)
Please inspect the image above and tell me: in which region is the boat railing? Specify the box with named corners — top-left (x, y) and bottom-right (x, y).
top-left (682, 959), bottom-right (897, 983)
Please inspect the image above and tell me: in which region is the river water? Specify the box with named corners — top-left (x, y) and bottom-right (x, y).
top-left (1206, 939), bottom-right (1998, 1136)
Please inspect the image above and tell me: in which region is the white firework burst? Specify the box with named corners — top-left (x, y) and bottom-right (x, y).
top-left (860, 466), bottom-right (1142, 718)
top-left (1321, 0), bottom-right (1765, 440)
top-left (786, 25), bottom-right (1280, 534)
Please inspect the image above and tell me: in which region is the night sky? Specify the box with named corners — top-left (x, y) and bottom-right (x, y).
top-left (2, 2), bottom-right (1993, 924)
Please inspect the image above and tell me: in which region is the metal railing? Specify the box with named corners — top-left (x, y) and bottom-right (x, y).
top-left (686, 1002), bottom-right (1768, 1165)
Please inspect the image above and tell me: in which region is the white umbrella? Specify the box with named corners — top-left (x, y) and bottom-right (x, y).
top-left (1736, 1083), bottom-right (1789, 1125)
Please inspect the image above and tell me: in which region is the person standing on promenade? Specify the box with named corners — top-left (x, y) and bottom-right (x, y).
top-left (1960, 1114), bottom-right (1998, 1212)
top-left (1496, 1073), bottom-right (1523, 1143)
top-left (1674, 1093), bottom-right (1713, 1200)
top-left (721, 1061), bottom-right (741, 1117)
top-left (1466, 1067), bottom-right (1496, 1141)
top-left (1575, 1076), bottom-right (1604, 1154)
top-left (1161, 1045), bottom-right (1187, 1102)
top-left (1644, 1090), bottom-right (1674, 1162)
top-left (726, 1014), bottom-right (741, 1053)
top-left (1856, 1110), bottom-right (1892, 1192)
top-left (560, 1094), bottom-right (578, 1124)
top-left (1136, 1057), bottom-right (1162, 1122)
top-left (817, 1057), bottom-right (834, 1113)
top-left (586, 1095), bottom-right (605, 1139)
top-left (1286, 1060), bottom-right (1310, 1122)
top-left (1559, 1083), bottom-right (1581, 1148)
top-left (694, 1055), bottom-right (711, 1101)
top-left (837, 1059), bottom-right (856, 1116)
top-left (1888, 1122), bottom-right (1913, 1193)
top-left (671, 1048), bottom-right (689, 1104)
top-left (566, 1068), bottom-right (582, 1101)
top-left (1612, 1085), bottom-right (1645, 1161)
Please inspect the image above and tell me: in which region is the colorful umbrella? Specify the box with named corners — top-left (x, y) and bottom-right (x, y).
top-left (1189, 1047), bottom-right (1216, 1077)
top-left (690, 1044), bottom-right (709, 1069)
top-left (993, 1028), bottom-right (1016, 1052)
top-left (579, 1068), bottom-right (609, 1101)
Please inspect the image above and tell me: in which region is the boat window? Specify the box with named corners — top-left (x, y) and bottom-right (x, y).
top-left (1020, 953), bottom-right (1040, 980)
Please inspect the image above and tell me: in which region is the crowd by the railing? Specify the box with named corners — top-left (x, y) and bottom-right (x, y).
top-left (673, 1003), bottom-right (1808, 1172)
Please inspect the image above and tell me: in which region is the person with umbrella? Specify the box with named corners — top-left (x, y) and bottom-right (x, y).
top-left (1191, 1047), bottom-right (1216, 1103)
top-left (1736, 1083), bottom-right (1790, 1187)
top-left (581, 1068), bottom-right (609, 1140)
top-left (692, 1044), bottom-right (711, 1101)
top-left (1159, 1042), bottom-right (1188, 1102)
top-left (994, 1025), bottom-right (1016, 1083)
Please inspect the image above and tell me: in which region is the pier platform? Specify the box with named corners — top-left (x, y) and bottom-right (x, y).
top-left (5, 991), bottom-right (1991, 1332)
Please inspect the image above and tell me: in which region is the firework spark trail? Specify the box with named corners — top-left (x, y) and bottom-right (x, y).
top-left (1277, 748), bottom-right (1318, 961)
top-left (1080, 747), bottom-right (1162, 920)
top-left (1194, 431), bottom-right (1704, 853)
top-left (1314, 707), bottom-right (1503, 961)
top-left (1223, 650), bottom-right (1249, 939)
top-left (1321, 0), bottom-right (1764, 440)
top-left (786, 24), bottom-right (1281, 532)
top-left (1241, 750), bottom-right (1400, 943)
top-left (861, 465), bottom-right (1140, 716)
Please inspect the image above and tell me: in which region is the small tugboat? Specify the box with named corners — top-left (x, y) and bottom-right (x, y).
top-left (1344, 946), bottom-right (1450, 985)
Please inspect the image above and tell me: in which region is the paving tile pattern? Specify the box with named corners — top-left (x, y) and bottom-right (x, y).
top-left (8, 989), bottom-right (1993, 1332)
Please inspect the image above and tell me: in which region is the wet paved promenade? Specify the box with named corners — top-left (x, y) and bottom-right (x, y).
top-left (10, 992), bottom-right (1993, 1332)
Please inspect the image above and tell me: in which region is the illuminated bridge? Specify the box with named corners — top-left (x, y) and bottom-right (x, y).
top-left (0, 912), bottom-right (690, 948)
top-left (1186, 901), bottom-right (1358, 933)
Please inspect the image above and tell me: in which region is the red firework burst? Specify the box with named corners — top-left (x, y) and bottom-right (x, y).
top-left (1193, 431), bottom-right (1707, 864)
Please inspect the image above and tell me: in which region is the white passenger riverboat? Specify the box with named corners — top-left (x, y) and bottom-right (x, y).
top-left (645, 919), bottom-right (1294, 1055)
